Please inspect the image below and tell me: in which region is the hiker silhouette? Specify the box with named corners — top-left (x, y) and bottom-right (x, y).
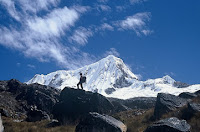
top-left (77, 73), bottom-right (86, 90)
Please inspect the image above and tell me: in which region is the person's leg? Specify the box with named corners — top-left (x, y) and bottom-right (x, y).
top-left (80, 83), bottom-right (83, 90)
top-left (77, 82), bottom-right (80, 89)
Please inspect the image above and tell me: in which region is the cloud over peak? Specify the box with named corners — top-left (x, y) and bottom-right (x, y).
top-left (114, 12), bottom-right (152, 36)
top-left (0, 0), bottom-right (153, 69)
top-left (69, 27), bottom-right (93, 46)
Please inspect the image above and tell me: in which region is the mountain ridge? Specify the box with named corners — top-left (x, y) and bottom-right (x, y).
top-left (27, 55), bottom-right (200, 99)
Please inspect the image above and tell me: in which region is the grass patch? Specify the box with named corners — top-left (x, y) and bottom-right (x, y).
top-left (112, 109), bottom-right (154, 132)
top-left (2, 117), bottom-right (76, 132)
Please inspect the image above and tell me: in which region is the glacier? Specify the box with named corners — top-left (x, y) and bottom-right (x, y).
top-left (27, 55), bottom-right (200, 99)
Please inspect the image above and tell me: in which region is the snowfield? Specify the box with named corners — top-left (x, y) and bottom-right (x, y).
top-left (27, 55), bottom-right (200, 99)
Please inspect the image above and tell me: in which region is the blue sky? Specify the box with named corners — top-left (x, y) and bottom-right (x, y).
top-left (0, 0), bottom-right (199, 84)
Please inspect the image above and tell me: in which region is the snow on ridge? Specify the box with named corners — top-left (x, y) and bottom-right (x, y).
top-left (27, 55), bottom-right (138, 95)
top-left (27, 55), bottom-right (200, 99)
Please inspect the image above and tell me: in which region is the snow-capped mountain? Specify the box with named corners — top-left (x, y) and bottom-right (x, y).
top-left (27, 55), bottom-right (200, 99)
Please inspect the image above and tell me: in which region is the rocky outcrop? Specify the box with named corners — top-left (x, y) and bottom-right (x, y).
top-left (194, 90), bottom-right (200, 96)
top-left (105, 88), bottom-right (116, 95)
top-left (108, 97), bottom-right (156, 111)
top-left (144, 117), bottom-right (190, 132)
top-left (174, 81), bottom-right (190, 88)
top-left (53, 88), bottom-right (114, 124)
top-left (182, 102), bottom-right (200, 120)
top-left (0, 114), bottom-right (3, 132)
top-left (0, 79), bottom-right (60, 119)
top-left (154, 93), bottom-right (187, 119)
top-left (179, 92), bottom-right (197, 99)
top-left (75, 112), bottom-right (127, 132)
top-left (26, 106), bottom-right (50, 122)
top-left (46, 119), bottom-right (60, 128)
top-left (15, 83), bottom-right (60, 115)
top-left (123, 97), bottom-right (156, 109)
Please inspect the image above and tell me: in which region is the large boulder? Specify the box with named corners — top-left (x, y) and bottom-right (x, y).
top-left (15, 83), bottom-right (60, 115)
top-left (108, 97), bottom-right (156, 110)
top-left (0, 114), bottom-right (4, 132)
top-left (53, 88), bottom-right (114, 124)
top-left (194, 90), bottom-right (200, 96)
top-left (178, 92), bottom-right (197, 99)
top-left (144, 117), bottom-right (190, 132)
top-left (154, 93), bottom-right (187, 119)
top-left (26, 106), bottom-right (50, 122)
top-left (0, 79), bottom-right (60, 119)
top-left (187, 102), bottom-right (200, 112)
top-left (182, 102), bottom-right (200, 120)
top-left (75, 112), bottom-right (127, 132)
top-left (123, 97), bottom-right (156, 109)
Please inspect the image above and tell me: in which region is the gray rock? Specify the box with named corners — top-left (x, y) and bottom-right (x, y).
top-left (154, 93), bottom-right (187, 119)
top-left (188, 102), bottom-right (200, 112)
top-left (26, 107), bottom-right (50, 122)
top-left (0, 114), bottom-right (4, 132)
top-left (174, 81), bottom-right (190, 88)
top-left (76, 112), bottom-right (127, 132)
top-left (144, 117), bottom-right (190, 132)
top-left (194, 90), bottom-right (200, 96)
top-left (0, 108), bottom-right (10, 117)
top-left (182, 102), bottom-right (200, 120)
top-left (179, 92), bottom-right (197, 99)
top-left (53, 88), bottom-right (114, 124)
top-left (108, 97), bottom-right (156, 110)
top-left (105, 88), bottom-right (116, 95)
top-left (46, 119), bottom-right (60, 128)
top-left (0, 79), bottom-right (60, 120)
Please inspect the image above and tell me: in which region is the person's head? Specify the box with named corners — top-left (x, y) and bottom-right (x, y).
top-left (80, 73), bottom-right (82, 76)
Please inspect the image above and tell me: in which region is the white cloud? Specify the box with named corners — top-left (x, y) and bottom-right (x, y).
top-left (142, 29), bottom-right (153, 36)
top-left (96, 5), bottom-right (111, 12)
top-left (69, 27), bottom-right (93, 46)
top-left (115, 6), bottom-right (126, 12)
top-left (97, 0), bottom-right (109, 3)
top-left (19, 0), bottom-right (59, 13)
top-left (104, 48), bottom-right (120, 57)
top-left (0, 0), bottom-right (60, 21)
top-left (27, 64), bottom-right (36, 69)
top-left (27, 7), bottom-right (79, 37)
top-left (100, 23), bottom-right (114, 31)
top-left (114, 12), bottom-right (152, 36)
top-left (0, 5), bottom-right (94, 69)
top-left (0, 0), bottom-right (20, 21)
top-left (130, 0), bottom-right (148, 4)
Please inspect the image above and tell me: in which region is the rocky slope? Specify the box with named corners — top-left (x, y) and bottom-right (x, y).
top-left (0, 79), bottom-right (60, 120)
top-left (27, 55), bottom-right (200, 99)
top-left (1, 79), bottom-right (200, 132)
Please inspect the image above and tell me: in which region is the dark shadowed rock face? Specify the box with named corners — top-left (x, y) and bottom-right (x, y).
top-left (194, 90), bottom-right (200, 96)
top-left (173, 81), bottom-right (190, 88)
top-left (144, 117), bottom-right (190, 132)
top-left (15, 83), bottom-right (60, 115)
top-left (108, 97), bottom-right (156, 110)
top-left (53, 88), bottom-right (114, 124)
top-left (182, 102), bottom-right (200, 120)
top-left (26, 107), bottom-right (50, 122)
top-left (0, 79), bottom-right (60, 119)
top-left (154, 93), bottom-right (187, 119)
top-left (188, 103), bottom-right (200, 112)
top-left (179, 92), bottom-right (197, 99)
top-left (0, 114), bottom-right (4, 132)
top-left (123, 97), bottom-right (156, 109)
top-left (75, 112), bottom-right (127, 132)
top-left (105, 88), bottom-right (116, 95)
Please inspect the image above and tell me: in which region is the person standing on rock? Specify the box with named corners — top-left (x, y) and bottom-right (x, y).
top-left (77, 73), bottom-right (86, 90)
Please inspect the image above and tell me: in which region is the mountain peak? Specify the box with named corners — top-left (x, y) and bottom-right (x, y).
top-left (27, 56), bottom-right (200, 99)
top-left (27, 56), bottom-right (138, 95)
